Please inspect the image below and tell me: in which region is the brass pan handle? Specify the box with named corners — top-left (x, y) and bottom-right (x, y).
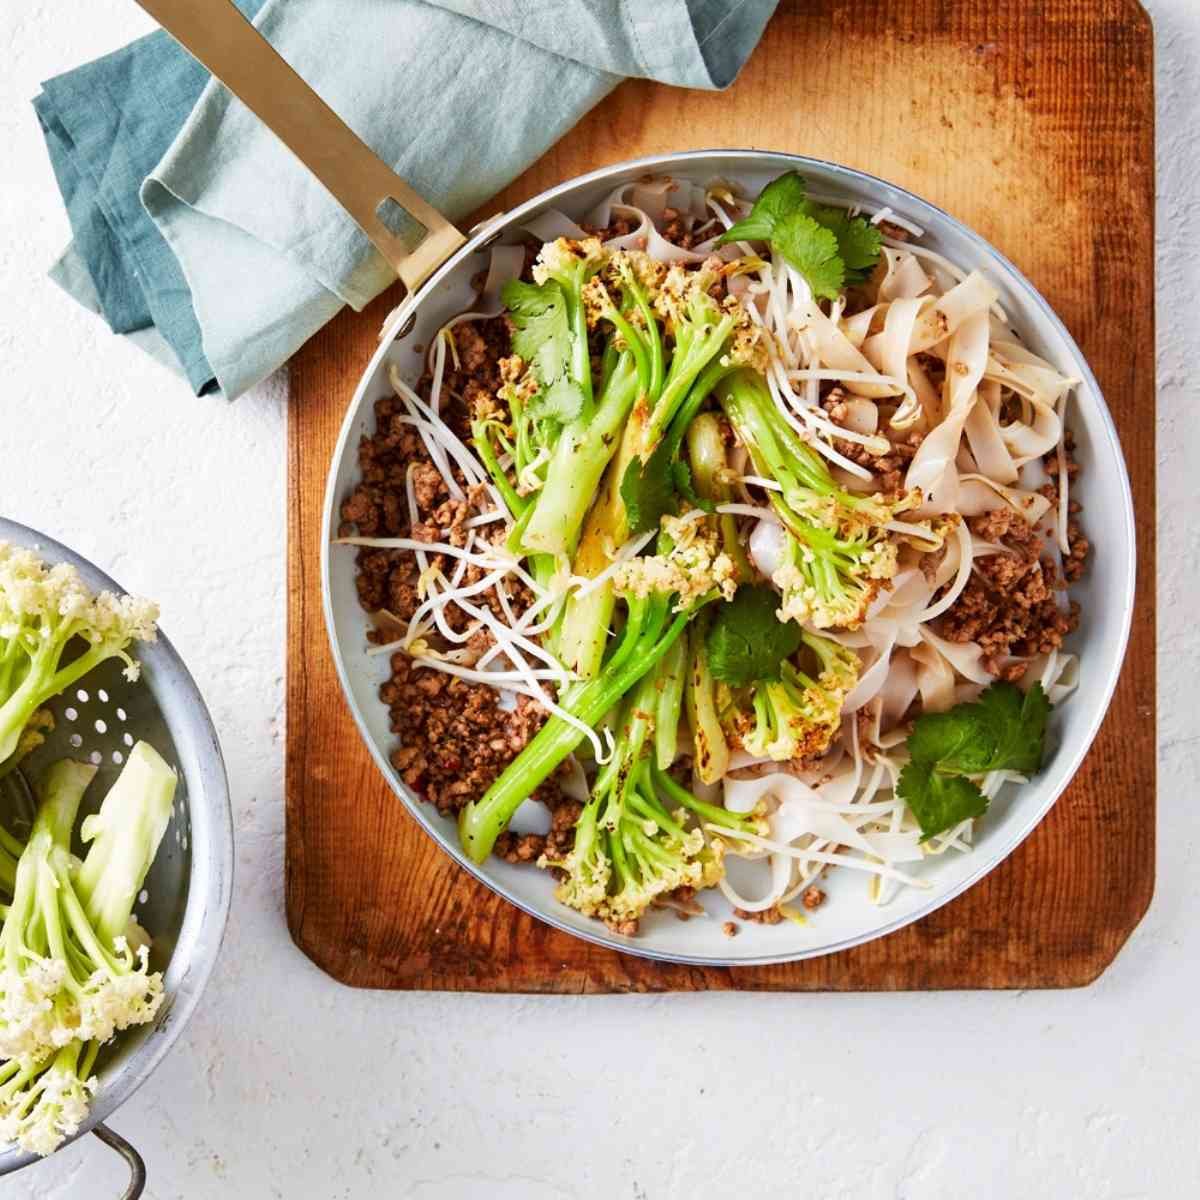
top-left (135, 0), bottom-right (465, 291)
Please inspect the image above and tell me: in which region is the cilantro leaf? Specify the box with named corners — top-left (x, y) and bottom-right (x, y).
top-left (670, 459), bottom-right (712, 512)
top-left (620, 443), bottom-right (679, 536)
top-left (715, 172), bottom-right (884, 300)
top-left (717, 171), bottom-right (809, 245)
top-left (899, 682), bottom-right (1052, 839)
top-left (773, 213), bottom-right (844, 300)
top-left (530, 379), bottom-right (586, 423)
top-left (975, 681), bottom-right (1051, 775)
top-left (706, 585), bottom-right (803, 686)
top-left (502, 279), bottom-right (584, 422)
top-left (807, 206), bottom-right (884, 284)
top-left (621, 430), bottom-right (714, 537)
top-left (907, 682), bottom-right (1051, 777)
top-left (897, 761), bottom-right (990, 840)
top-left (904, 702), bottom-right (993, 775)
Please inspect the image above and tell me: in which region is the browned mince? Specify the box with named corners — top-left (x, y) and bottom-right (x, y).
top-left (338, 316), bottom-right (563, 825)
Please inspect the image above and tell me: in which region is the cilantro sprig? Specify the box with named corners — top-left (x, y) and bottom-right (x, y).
top-left (705, 585), bottom-right (803, 686)
top-left (717, 172), bottom-right (883, 300)
top-left (897, 681), bottom-right (1052, 840)
top-left (501, 279), bottom-right (585, 422)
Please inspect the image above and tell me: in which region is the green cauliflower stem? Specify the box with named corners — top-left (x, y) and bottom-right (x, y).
top-left (686, 612), bottom-right (730, 785)
top-left (458, 592), bottom-right (697, 864)
top-left (0, 838), bottom-right (17, 898)
top-left (715, 370), bottom-right (910, 630)
top-left (581, 251), bottom-right (665, 401)
top-left (519, 350), bottom-right (641, 556)
top-left (557, 273), bottom-right (764, 677)
top-left (653, 633), bottom-right (687, 771)
top-left (1, 745), bottom-right (176, 1156)
top-left (530, 237), bottom-right (606, 412)
top-left (686, 412), bottom-right (752, 581)
top-left (0, 761), bottom-right (165, 1069)
top-left (544, 674), bottom-right (763, 930)
top-left (74, 742), bottom-right (177, 947)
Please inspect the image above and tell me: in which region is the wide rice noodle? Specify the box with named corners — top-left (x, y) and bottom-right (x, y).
top-left (521, 209), bottom-right (587, 242)
top-left (909, 640), bottom-right (958, 712)
top-left (918, 626), bottom-right (993, 685)
top-left (908, 271), bottom-right (999, 353)
top-left (964, 380), bottom-right (1019, 483)
top-left (957, 475), bottom-right (1052, 524)
top-left (798, 302), bottom-right (902, 399)
top-left (877, 248), bottom-right (932, 301)
top-left (862, 296), bottom-right (935, 426)
top-left (905, 308), bottom-right (991, 511)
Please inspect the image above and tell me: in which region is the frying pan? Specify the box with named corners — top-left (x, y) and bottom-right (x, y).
top-left (140, 1), bottom-right (1135, 966)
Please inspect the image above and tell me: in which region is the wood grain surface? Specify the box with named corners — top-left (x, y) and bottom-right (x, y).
top-left (286, 0), bottom-right (1155, 991)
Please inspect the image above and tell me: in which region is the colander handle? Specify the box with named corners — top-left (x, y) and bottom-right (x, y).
top-left (93, 1123), bottom-right (147, 1200)
top-left (133, 0), bottom-right (466, 293)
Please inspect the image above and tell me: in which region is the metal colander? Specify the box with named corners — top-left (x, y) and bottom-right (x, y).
top-left (0, 518), bottom-right (233, 1196)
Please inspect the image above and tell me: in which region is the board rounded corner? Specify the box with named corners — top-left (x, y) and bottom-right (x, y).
top-left (1073, 868), bottom-right (1156, 988)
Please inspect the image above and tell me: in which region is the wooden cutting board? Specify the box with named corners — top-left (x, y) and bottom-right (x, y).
top-left (286, 0), bottom-right (1155, 991)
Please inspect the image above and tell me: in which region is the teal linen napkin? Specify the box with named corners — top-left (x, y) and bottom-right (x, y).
top-left (35, 0), bottom-right (777, 399)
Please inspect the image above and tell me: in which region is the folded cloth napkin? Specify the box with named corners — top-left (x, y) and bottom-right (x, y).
top-left (35, 0), bottom-right (777, 399)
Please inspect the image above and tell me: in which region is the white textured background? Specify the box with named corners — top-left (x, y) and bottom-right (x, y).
top-left (2, 3), bottom-right (1196, 1197)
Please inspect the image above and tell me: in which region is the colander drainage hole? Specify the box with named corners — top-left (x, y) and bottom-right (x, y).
top-left (64, 707), bottom-right (77, 722)
top-left (69, 733), bottom-right (82, 749)
top-left (94, 719), bottom-right (107, 734)
top-left (122, 733), bottom-right (133, 748)
top-left (76, 689), bottom-right (89, 703)
top-left (116, 707), bottom-right (127, 722)
top-left (112, 751), bottom-right (123, 765)
top-left (97, 689), bottom-right (108, 702)
top-left (88, 750), bottom-right (102, 766)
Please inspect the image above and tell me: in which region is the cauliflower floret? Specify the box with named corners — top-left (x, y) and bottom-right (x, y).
top-left (532, 236), bottom-right (605, 288)
top-left (863, 539), bottom-right (899, 581)
top-left (719, 300), bottom-right (770, 375)
top-left (0, 959), bottom-right (70, 1066)
top-left (617, 249), bottom-right (668, 297)
top-left (581, 274), bottom-right (618, 331)
top-left (581, 249), bottom-right (672, 335)
top-left (653, 258), bottom-right (724, 328)
top-left (770, 524), bottom-right (899, 631)
top-left (726, 632), bottom-right (860, 763)
top-left (603, 820), bottom-right (710, 926)
top-left (1, 543), bottom-right (159, 762)
top-left (773, 560), bottom-right (880, 631)
top-left (613, 519), bottom-right (737, 609)
top-left (75, 942), bottom-right (164, 1046)
top-left (0, 1045), bottom-right (96, 1157)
